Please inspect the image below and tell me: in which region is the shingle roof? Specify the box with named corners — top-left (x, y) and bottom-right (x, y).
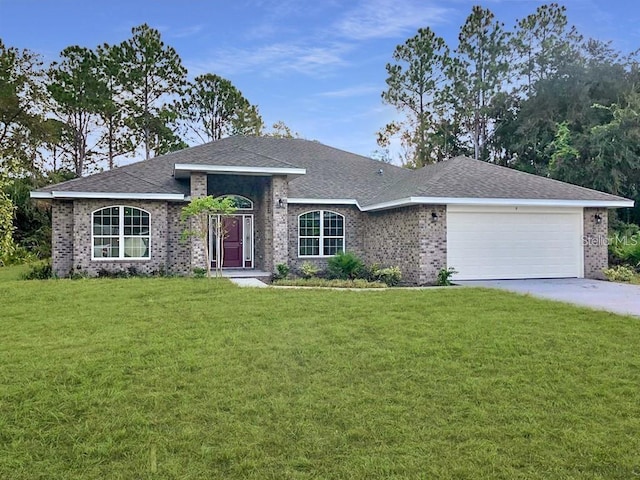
top-left (367, 156), bottom-right (628, 205)
top-left (36, 137), bottom-right (632, 207)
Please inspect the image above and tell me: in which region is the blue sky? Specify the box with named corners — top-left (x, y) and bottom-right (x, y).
top-left (1, 0), bottom-right (639, 159)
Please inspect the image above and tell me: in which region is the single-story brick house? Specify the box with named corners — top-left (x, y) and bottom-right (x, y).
top-left (31, 136), bottom-right (634, 284)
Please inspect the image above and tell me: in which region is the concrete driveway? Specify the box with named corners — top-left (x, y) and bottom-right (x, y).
top-left (456, 278), bottom-right (640, 317)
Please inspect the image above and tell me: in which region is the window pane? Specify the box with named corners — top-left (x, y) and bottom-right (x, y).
top-left (299, 238), bottom-right (319, 256)
top-left (323, 238), bottom-right (344, 256)
top-left (228, 195), bottom-right (253, 209)
top-left (93, 207), bottom-right (119, 236)
top-left (324, 211), bottom-right (344, 237)
top-left (124, 237), bottom-right (150, 258)
top-left (123, 208), bottom-right (149, 236)
top-left (299, 211), bottom-right (320, 237)
top-left (94, 238), bottom-right (120, 258)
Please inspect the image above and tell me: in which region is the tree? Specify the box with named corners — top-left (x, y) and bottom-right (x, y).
top-left (380, 27), bottom-right (451, 167)
top-left (450, 6), bottom-right (510, 161)
top-left (119, 24), bottom-right (187, 160)
top-left (47, 45), bottom-right (106, 176)
top-left (180, 196), bottom-right (236, 278)
top-left (95, 43), bottom-right (135, 169)
top-left (231, 103), bottom-right (264, 137)
top-left (264, 120), bottom-right (300, 139)
top-left (181, 73), bottom-right (261, 142)
top-left (511, 3), bottom-right (582, 95)
top-left (0, 40), bottom-right (46, 260)
top-left (0, 40), bottom-right (45, 173)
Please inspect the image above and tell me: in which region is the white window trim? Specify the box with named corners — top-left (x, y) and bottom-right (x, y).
top-left (91, 206), bottom-right (151, 261)
top-left (298, 210), bottom-right (345, 258)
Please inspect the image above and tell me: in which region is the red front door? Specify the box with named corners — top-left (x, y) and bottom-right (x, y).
top-left (222, 216), bottom-right (243, 268)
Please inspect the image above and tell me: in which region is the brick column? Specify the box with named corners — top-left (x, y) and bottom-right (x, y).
top-left (52, 201), bottom-right (74, 277)
top-left (583, 207), bottom-right (608, 279)
top-left (270, 175), bottom-right (289, 272)
top-left (190, 172), bottom-right (208, 271)
top-left (418, 205), bottom-right (447, 285)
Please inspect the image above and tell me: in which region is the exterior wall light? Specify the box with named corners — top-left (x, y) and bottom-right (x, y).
top-left (431, 211), bottom-right (438, 222)
top-left (277, 198), bottom-right (285, 209)
top-left (594, 213), bottom-right (602, 224)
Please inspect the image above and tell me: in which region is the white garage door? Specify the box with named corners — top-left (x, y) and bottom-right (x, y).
top-left (447, 205), bottom-right (583, 280)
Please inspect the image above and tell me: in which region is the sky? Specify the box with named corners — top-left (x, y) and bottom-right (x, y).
top-left (1, 0), bottom-right (639, 161)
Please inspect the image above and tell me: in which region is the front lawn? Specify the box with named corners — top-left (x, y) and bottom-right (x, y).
top-left (1, 278), bottom-right (638, 479)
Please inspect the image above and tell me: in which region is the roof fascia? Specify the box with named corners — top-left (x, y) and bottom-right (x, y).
top-left (30, 191), bottom-right (186, 201)
top-left (174, 163), bottom-right (306, 179)
top-left (362, 196), bottom-right (634, 211)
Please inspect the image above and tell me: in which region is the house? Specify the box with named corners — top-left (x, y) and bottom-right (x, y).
top-left (31, 136), bottom-right (634, 284)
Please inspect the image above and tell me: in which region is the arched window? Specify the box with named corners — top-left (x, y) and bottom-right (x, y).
top-left (215, 194), bottom-right (253, 210)
top-left (298, 210), bottom-right (344, 257)
top-left (92, 206), bottom-right (150, 259)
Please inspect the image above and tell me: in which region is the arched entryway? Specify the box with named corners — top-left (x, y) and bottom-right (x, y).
top-left (210, 195), bottom-right (254, 269)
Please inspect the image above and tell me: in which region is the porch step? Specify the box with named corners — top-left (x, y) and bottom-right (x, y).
top-left (219, 269), bottom-right (271, 279)
top-left (229, 278), bottom-right (268, 288)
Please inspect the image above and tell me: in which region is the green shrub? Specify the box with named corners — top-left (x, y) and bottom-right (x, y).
top-left (300, 261), bottom-right (319, 279)
top-left (192, 267), bottom-right (207, 278)
top-left (22, 260), bottom-right (53, 280)
top-left (609, 232), bottom-right (640, 267)
top-left (371, 265), bottom-right (402, 286)
top-left (274, 263), bottom-right (290, 280)
top-left (327, 251), bottom-right (364, 279)
top-left (0, 245), bottom-right (38, 267)
top-left (603, 265), bottom-right (636, 283)
top-left (436, 267), bottom-right (457, 286)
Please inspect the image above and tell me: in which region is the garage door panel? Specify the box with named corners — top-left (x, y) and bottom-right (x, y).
top-left (447, 207), bottom-right (583, 280)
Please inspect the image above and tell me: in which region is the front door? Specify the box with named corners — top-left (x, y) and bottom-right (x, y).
top-left (222, 216), bottom-right (243, 268)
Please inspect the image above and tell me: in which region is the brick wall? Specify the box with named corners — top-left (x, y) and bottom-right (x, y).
top-left (363, 205), bottom-right (446, 285)
top-left (71, 199), bottom-right (170, 276)
top-left (167, 203), bottom-right (191, 275)
top-left (189, 172), bottom-right (208, 270)
top-left (51, 201), bottom-right (74, 277)
top-left (286, 204), bottom-right (365, 274)
top-left (583, 207), bottom-right (608, 279)
top-left (270, 176), bottom-right (288, 272)
top-left (418, 205), bottom-right (447, 284)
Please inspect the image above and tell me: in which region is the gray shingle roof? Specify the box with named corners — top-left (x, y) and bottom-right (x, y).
top-left (367, 156), bottom-right (628, 205)
top-left (36, 137), bottom-right (631, 206)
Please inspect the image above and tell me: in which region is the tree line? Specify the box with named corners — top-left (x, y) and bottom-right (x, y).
top-left (379, 3), bottom-right (640, 222)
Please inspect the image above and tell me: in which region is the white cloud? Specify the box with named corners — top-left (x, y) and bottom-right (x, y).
top-left (335, 0), bottom-right (451, 40)
top-left (317, 84), bottom-right (381, 98)
top-left (169, 25), bottom-right (204, 39)
top-left (188, 42), bottom-right (352, 78)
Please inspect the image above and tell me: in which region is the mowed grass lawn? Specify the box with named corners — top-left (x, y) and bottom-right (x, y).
top-left (1, 274), bottom-right (639, 479)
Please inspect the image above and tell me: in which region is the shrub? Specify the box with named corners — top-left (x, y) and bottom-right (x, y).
top-left (274, 263), bottom-right (290, 280)
top-left (327, 251), bottom-right (364, 280)
top-left (192, 267), bottom-right (207, 278)
top-left (300, 261), bottom-right (319, 279)
top-left (22, 260), bottom-right (53, 280)
top-left (609, 232), bottom-right (640, 268)
top-left (0, 245), bottom-right (38, 267)
top-left (603, 265), bottom-right (636, 283)
top-left (372, 266), bottom-right (402, 286)
top-left (436, 267), bottom-right (457, 286)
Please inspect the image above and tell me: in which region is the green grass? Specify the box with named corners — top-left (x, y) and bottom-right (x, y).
top-left (0, 263), bottom-right (30, 281)
top-left (273, 277), bottom-right (386, 288)
top-left (1, 278), bottom-right (639, 479)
